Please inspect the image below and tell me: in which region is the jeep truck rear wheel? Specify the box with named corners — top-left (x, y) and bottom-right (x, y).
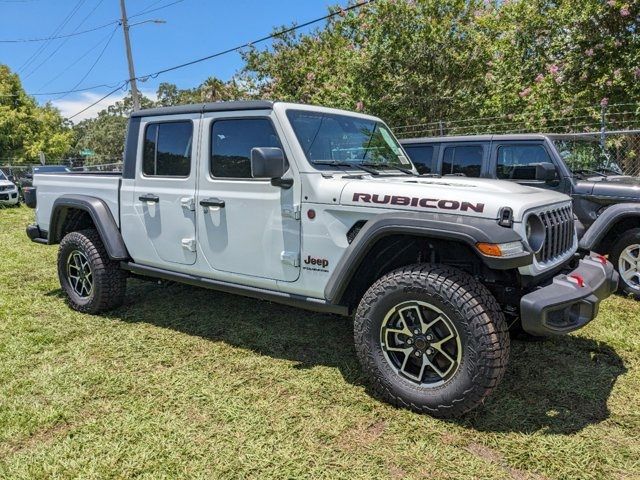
top-left (58, 229), bottom-right (126, 313)
top-left (354, 264), bottom-right (510, 417)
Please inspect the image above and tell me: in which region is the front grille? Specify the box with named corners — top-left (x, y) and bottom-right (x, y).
top-left (0, 193), bottom-right (8, 200)
top-left (0, 185), bottom-right (11, 191)
top-left (537, 206), bottom-right (575, 263)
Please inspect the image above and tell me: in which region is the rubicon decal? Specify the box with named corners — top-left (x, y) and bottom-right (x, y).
top-left (352, 192), bottom-right (484, 213)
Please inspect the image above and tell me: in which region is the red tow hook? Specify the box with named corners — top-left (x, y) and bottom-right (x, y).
top-left (592, 254), bottom-right (608, 266)
top-left (569, 274), bottom-right (585, 287)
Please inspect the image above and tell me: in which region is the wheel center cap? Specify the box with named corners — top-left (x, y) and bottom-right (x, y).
top-left (414, 337), bottom-right (427, 350)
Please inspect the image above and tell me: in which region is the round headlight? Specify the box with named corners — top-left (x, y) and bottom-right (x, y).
top-left (525, 214), bottom-right (545, 253)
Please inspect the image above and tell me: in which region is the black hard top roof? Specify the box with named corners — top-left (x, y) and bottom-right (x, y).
top-left (130, 100), bottom-right (274, 118)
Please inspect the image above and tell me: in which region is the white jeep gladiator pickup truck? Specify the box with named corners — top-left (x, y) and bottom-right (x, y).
top-left (26, 101), bottom-right (618, 417)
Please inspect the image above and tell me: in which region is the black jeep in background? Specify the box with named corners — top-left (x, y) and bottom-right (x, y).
top-left (400, 134), bottom-right (640, 298)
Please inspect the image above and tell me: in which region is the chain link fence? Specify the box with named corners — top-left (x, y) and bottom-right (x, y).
top-left (603, 130), bottom-right (640, 176)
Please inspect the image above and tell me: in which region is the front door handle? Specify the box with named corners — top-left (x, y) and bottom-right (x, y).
top-left (200, 198), bottom-right (225, 208)
top-left (139, 194), bottom-right (159, 203)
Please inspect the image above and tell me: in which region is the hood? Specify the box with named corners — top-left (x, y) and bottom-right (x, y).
top-left (0, 179), bottom-right (16, 188)
top-left (575, 176), bottom-right (640, 200)
top-left (339, 176), bottom-right (570, 221)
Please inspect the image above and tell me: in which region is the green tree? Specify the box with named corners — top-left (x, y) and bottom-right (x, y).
top-left (0, 64), bottom-right (73, 164)
top-left (71, 92), bottom-right (154, 164)
top-left (156, 76), bottom-right (248, 106)
top-left (241, 0), bottom-right (640, 133)
top-left (72, 78), bottom-right (247, 163)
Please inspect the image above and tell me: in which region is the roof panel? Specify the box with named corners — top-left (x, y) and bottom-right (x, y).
top-left (130, 100), bottom-right (274, 118)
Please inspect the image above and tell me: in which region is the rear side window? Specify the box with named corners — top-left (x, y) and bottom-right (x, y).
top-left (403, 145), bottom-right (434, 174)
top-left (496, 145), bottom-right (554, 180)
top-left (142, 121), bottom-right (193, 177)
top-left (442, 145), bottom-right (482, 177)
top-left (211, 118), bottom-right (282, 178)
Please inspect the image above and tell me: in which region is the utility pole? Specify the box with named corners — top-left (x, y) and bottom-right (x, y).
top-left (119, 0), bottom-right (140, 111)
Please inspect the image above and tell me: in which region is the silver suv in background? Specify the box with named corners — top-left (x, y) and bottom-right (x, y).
top-left (0, 169), bottom-right (20, 206)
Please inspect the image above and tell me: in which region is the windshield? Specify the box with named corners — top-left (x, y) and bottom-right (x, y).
top-left (286, 109), bottom-right (413, 170)
top-left (553, 138), bottom-right (623, 175)
top-left (0, 170), bottom-right (6, 181)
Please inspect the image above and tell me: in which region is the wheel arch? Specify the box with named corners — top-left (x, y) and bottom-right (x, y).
top-left (49, 195), bottom-right (129, 260)
top-left (579, 203), bottom-right (640, 253)
top-left (324, 212), bottom-right (531, 308)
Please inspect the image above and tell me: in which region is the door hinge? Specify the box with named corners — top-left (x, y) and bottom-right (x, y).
top-left (181, 238), bottom-right (197, 252)
top-left (282, 204), bottom-right (301, 220)
top-left (180, 196), bottom-right (196, 211)
top-left (280, 251), bottom-right (300, 267)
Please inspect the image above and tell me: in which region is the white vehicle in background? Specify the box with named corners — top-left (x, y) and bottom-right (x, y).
top-left (0, 169), bottom-right (20, 206)
top-left (26, 101), bottom-right (617, 417)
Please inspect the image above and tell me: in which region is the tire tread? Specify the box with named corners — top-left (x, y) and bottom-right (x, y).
top-left (354, 264), bottom-right (510, 417)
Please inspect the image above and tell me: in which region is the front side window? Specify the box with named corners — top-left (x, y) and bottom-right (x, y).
top-left (552, 139), bottom-right (623, 176)
top-left (496, 144), bottom-right (554, 180)
top-left (211, 118), bottom-right (282, 178)
top-left (142, 121), bottom-right (192, 177)
top-left (442, 145), bottom-right (482, 177)
top-left (286, 109), bottom-right (412, 170)
top-left (403, 145), bottom-right (434, 174)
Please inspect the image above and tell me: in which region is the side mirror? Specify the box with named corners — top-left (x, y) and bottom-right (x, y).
top-left (534, 162), bottom-right (558, 182)
top-left (250, 147), bottom-right (288, 179)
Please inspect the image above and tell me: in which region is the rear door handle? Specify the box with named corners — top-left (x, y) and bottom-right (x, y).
top-left (139, 194), bottom-right (159, 203)
top-left (200, 198), bottom-right (225, 208)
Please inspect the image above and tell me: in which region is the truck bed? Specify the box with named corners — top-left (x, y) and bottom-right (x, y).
top-left (34, 173), bottom-right (122, 233)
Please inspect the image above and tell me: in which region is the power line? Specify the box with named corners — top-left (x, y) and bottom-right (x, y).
top-left (35, 23), bottom-right (117, 93)
top-left (17, 0), bottom-right (86, 71)
top-left (67, 82), bottom-right (129, 120)
top-left (0, 81), bottom-right (125, 97)
top-left (55, 25), bottom-right (120, 101)
top-left (23, 0), bottom-right (106, 80)
top-left (64, 0), bottom-right (376, 119)
top-left (137, 0), bottom-right (374, 80)
top-left (0, 0), bottom-right (185, 43)
top-left (129, 0), bottom-right (185, 19)
top-left (2, 20), bottom-right (119, 44)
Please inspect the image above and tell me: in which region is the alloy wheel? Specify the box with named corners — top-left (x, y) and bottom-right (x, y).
top-left (380, 301), bottom-right (462, 387)
top-left (618, 244), bottom-right (640, 292)
top-left (66, 250), bottom-right (93, 298)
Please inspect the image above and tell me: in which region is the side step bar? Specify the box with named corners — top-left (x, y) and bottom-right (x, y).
top-left (120, 262), bottom-right (349, 316)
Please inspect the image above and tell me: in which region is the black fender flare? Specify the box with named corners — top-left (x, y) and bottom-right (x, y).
top-left (49, 194), bottom-right (129, 260)
top-left (323, 211), bottom-right (532, 304)
top-left (578, 203), bottom-right (640, 251)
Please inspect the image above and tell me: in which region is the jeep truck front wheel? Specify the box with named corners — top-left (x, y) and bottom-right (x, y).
top-left (354, 264), bottom-right (510, 417)
top-left (58, 229), bottom-right (127, 313)
top-left (610, 228), bottom-right (640, 299)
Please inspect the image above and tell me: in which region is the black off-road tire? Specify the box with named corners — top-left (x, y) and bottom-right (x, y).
top-left (610, 228), bottom-right (640, 300)
top-left (57, 229), bottom-right (126, 313)
top-left (354, 264), bottom-right (510, 418)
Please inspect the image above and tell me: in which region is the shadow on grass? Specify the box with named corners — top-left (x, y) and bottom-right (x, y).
top-left (63, 279), bottom-right (628, 435)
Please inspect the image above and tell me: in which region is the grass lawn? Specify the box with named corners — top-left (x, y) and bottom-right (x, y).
top-left (0, 205), bottom-right (638, 479)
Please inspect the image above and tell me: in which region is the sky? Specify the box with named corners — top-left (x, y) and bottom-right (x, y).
top-left (0, 0), bottom-right (337, 121)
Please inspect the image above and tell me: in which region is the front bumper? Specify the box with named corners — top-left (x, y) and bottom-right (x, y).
top-left (520, 253), bottom-right (618, 336)
top-left (0, 190), bottom-right (19, 204)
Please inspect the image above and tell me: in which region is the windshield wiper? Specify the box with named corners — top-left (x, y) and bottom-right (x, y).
top-left (392, 166), bottom-right (417, 176)
top-left (361, 162), bottom-right (417, 176)
top-left (573, 168), bottom-right (607, 178)
top-left (313, 160), bottom-right (380, 175)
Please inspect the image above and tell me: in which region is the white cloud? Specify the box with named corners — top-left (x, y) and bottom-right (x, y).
top-left (52, 89), bottom-right (157, 122)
